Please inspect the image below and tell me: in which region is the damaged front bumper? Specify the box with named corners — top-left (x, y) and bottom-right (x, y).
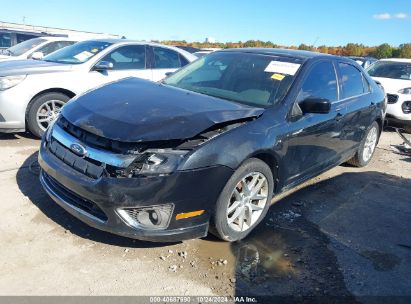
top-left (38, 136), bottom-right (234, 242)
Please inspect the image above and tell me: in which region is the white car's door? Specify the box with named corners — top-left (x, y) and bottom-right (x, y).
top-left (89, 44), bottom-right (153, 85)
top-left (151, 46), bottom-right (188, 81)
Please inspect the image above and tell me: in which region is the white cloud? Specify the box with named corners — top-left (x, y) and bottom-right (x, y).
top-left (373, 13), bottom-right (391, 20)
top-left (395, 13), bottom-right (408, 19)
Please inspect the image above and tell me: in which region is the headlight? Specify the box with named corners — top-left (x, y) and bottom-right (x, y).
top-left (398, 87), bottom-right (411, 94)
top-left (0, 75), bottom-right (26, 90)
top-left (139, 150), bottom-right (188, 175)
top-left (123, 149), bottom-right (188, 177)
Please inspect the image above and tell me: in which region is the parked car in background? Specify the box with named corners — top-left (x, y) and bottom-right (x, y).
top-left (193, 48), bottom-right (221, 58)
top-left (367, 59), bottom-right (411, 132)
top-left (349, 56), bottom-right (377, 69)
top-left (38, 49), bottom-right (385, 242)
top-left (173, 45), bottom-right (200, 53)
top-left (0, 37), bottom-right (77, 61)
top-left (0, 39), bottom-right (196, 137)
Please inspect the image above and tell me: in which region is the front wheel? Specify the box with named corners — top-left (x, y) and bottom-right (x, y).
top-left (347, 121), bottom-right (379, 167)
top-left (211, 158), bottom-right (274, 242)
top-left (26, 92), bottom-right (70, 138)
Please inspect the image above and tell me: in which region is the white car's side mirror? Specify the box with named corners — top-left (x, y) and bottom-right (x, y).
top-left (31, 52), bottom-right (44, 60)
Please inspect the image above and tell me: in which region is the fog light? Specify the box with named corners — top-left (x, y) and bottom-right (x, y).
top-left (402, 101), bottom-right (411, 114)
top-left (117, 204), bottom-right (174, 230)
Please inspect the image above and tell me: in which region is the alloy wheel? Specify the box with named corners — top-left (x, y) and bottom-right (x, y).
top-left (226, 172), bottom-right (269, 232)
top-left (363, 126), bottom-right (378, 162)
top-left (36, 100), bottom-right (65, 131)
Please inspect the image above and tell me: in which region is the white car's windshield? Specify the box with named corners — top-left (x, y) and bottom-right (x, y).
top-left (6, 38), bottom-right (46, 57)
top-left (164, 52), bottom-right (301, 108)
top-left (367, 61), bottom-right (411, 80)
top-left (43, 41), bottom-right (112, 64)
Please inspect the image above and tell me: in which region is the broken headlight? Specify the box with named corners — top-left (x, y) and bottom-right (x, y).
top-left (124, 149), bottom-right (188, 176)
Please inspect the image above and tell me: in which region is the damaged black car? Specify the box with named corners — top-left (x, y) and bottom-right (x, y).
top-left (38, 49), bottom-right (386, 242)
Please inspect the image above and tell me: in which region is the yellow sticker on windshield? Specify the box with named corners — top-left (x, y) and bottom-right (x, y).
top-left (271, 73), bottom-right (285, 81)
top-left (91, 48), bottom-right (98, 53)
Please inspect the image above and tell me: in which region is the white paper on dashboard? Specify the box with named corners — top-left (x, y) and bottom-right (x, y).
top-left (73, 51), bottom-right (94, 62)
top-left (264, 61), bottom-right (301, 75)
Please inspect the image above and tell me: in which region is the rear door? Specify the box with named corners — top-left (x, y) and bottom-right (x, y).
top-left (282, 59), bottom-right (346, 188)
top-left (150, 46), bottom-right (189, 81)
top-left (335, 61), bottom-right (374, 156)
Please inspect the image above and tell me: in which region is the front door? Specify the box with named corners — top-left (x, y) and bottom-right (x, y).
top-left (90, 44), bottom-right (153, 86)
top-left (282, 60), bottom-right (346, 188)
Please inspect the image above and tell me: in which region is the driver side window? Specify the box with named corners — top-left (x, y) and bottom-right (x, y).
top-left (297, 61), bottom-right (338, 102)
top-left (100, 45), bottom-right (146, 70)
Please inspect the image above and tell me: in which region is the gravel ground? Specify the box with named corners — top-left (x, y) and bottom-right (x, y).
top-left (0, 130), bottom-right (410, 301)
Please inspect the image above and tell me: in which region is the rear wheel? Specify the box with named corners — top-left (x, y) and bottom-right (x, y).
top-left (211, 158), bottom-right (274, 242)
top-left (26, 92), bottom-right (70, 138)
top-left (347, 121), bottom-right (379, 167)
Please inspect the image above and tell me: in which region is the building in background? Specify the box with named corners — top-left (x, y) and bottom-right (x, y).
top-left (0, 20), bottom-right (123, 49)
top-left (205, 37), bottom-right (216, 43)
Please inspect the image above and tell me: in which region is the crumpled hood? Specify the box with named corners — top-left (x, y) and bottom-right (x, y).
top-left (0, 59), bottom-right (72, 76)
top-left (372, 76), bottom-right (411, 94)
top-left (62, 77), bottom-right (264, 142)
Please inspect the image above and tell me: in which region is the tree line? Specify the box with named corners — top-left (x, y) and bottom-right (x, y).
top-left (161, 40), bottom-right (411, 59)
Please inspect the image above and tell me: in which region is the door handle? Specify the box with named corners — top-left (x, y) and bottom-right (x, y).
top-left (335, 113), bottom-right (343, 121)
top-left (370, 102), bottom-right (376, 108)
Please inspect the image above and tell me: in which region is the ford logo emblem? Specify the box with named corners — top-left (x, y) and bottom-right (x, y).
top-left (70, 143), bottom-right (87, 157)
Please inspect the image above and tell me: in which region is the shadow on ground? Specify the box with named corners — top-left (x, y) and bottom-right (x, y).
top-left (16, 152), bottom-right (175, 248)
top-left (230, 171), bottom-right (411, 303)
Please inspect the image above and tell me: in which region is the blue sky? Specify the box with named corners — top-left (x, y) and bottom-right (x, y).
top-left (0, 0), bottom-right (410, 46)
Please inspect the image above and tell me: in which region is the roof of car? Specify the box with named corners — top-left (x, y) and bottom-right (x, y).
top-left (219, 48), bottom-right (329, 60)
top-left (380, 58), bottom-right (411, 63)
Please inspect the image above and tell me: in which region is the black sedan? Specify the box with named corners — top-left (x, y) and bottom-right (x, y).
top-left (38, 48), bottom-right (386, 242)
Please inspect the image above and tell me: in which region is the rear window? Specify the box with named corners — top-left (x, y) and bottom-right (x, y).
top-left (339, 62), bottom-right (365, 99)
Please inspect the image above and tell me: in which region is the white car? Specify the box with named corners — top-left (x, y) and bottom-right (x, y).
top-left (0, 39), bottom-right (196, 137)
top-left (367, 59), bottom-right (411, 132)
top-left (0, 37), bottom-right (77, 61)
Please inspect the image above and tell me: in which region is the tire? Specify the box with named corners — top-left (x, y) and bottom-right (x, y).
top-left (347, 121), bottom-right (379, 167)
top-left (211, 158), bottom-right (274, 242)
top-left (26, 92), bottom-right (70, 138)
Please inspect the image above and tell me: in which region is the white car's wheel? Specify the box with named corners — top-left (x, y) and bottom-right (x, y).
top-left (27, 92), bottom-right (70, 138)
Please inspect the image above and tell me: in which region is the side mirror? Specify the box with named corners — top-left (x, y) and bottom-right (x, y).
top-left (31, 51), bottom-right (44, 60)
top-left (93, 61), bottom-right (114, 71)
top-left (299, 97), bottom-right (331, 114)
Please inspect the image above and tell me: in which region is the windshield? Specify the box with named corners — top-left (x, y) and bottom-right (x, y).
top-left (367, 61), bottom-right (411, 80)
top-left (43, 41), bottom-right (112, 64)
top-left (6, 38), bottom-right (46, 56)
top-left (163, 52), bottom-right (301, 108)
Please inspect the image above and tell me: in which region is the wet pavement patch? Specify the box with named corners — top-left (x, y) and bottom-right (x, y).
top-left (229, 171), bottom-right (411, 299)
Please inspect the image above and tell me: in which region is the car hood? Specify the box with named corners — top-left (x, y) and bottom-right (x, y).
top-left (62, 77), bottom-right (264, 142)
top-left (0, 59), bottom-right (72, 76)
top-left (372, 76), bottom-right (411, 94)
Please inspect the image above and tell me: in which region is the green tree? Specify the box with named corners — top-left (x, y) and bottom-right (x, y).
top-left (398, 43), bottom-right (411, 58)
top-left (372, 43), bottom-right (393, 59)
top-left (298, 43), bottom-right (313, 51)
top-left (344, 43), bottom-right (365, 56)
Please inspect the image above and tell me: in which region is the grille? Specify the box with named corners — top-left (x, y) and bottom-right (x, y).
top-left (387, 94), bottom-right (399, 104)
top-left (48, 139), bottom-right (104, 179)
top-left (43, 172), bottom-right (108, 222)
top-left (57, 116), bottom-right (146, 154)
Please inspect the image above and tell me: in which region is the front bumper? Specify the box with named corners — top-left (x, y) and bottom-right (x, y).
top-left (386, 93), bottom-right (411, 123)
top-left (38, 141), bottom-right (234, 242)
